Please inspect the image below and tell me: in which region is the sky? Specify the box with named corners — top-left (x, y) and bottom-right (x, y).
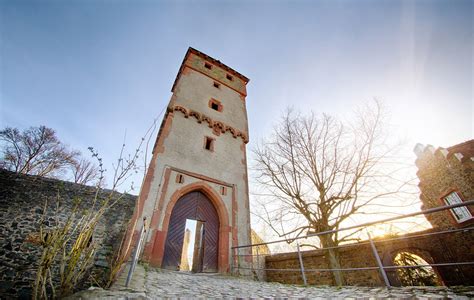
top-left (1, 0), bottom-right (472, 234)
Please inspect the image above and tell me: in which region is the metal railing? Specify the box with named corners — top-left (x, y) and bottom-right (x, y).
top-left (125, 217), bottom-right (148, 287)
top-left (232, 200), bottom-right (474, 286)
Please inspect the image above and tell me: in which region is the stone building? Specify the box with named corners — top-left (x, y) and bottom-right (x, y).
top-left (414, 140), bottom-right (474, 229)
top-left (126, 48), bottom-right (252, 273)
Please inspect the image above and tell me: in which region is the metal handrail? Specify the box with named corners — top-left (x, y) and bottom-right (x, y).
top-left (232, 200), bottom-right (474, 286)
top-left (125, 217), bottom-right (147, 287)
top-left (233, 226), bottom-right (474, 255)
top-left (233, 200), bottom-right (474, 249)
top-left (233, 261), bottom-right (474, 272)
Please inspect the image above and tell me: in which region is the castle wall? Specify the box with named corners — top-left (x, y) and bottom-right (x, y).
top-left (414, 143), bottom-right (474, 229)
top-left (264, 229), bottom-right (474, 286)
top-left (0, 169), bottom-right (136, 298)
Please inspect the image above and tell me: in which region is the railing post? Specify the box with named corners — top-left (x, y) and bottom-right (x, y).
top-left (255, 246), bottom-right (260, 280)
top-left (231, 247), bottom-right (235, 275)
top-left (251, 246), bottom-right (254, 275)
top-left (232, 247), bottom-right (238, 275)
top-left (296, 242), bottom-right (307, 285)
top-left (125, 217), bottom-right (147, 287)
top-left (368, 233), bottom-right (391, 287)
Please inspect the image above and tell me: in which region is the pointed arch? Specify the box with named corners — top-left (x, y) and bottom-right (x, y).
top-left (151, 181), bottom-right (231, 273)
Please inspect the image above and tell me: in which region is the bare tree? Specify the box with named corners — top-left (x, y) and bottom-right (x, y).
top-left (70, 157), bottom-right (101, 185)
top-left (254, 101), bottom-right (416, 285)
top-left (0, 126), bottom-right (79, 177)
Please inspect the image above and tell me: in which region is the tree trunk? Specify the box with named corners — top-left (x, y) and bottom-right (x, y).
top-left (320, 235), bottom-right (345, 286)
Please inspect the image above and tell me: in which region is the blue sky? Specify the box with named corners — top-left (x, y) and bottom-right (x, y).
top-left (1, 0), bottom-right (472, 192)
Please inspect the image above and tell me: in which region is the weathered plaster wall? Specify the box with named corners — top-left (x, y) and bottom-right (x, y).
top-left (135, 49), bottom-right (251, 272)
top-left (0, 169), bottom-right (136, 298)
top-left (185, 52), bottom-right (248, 96)
top-left (172, 67), bottom-right (249, 134)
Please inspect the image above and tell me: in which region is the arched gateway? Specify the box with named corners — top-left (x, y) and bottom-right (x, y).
top-left (162, 191), bottom-right (219, 272)
top-left (124, 47), bottom-right (252, 274)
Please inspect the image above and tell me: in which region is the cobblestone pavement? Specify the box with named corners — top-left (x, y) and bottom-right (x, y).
top-left (69, 265), bottom-right (474, 299)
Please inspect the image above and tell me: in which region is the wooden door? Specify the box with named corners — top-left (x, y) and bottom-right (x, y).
top-left (162, 191), bottom-right (219, 272)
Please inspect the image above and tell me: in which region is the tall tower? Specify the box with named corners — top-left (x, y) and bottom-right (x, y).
top-left (131, 48), bottom-right (251, 273)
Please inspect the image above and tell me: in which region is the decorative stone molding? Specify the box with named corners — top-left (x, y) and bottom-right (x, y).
top-left (167, 105), bottom-right (249, 143)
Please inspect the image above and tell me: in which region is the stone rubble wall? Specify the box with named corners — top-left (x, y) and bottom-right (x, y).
top-left (264, 228), bottom-right (474, 286)
top-left (414, 143), bottom-right (474, 229)
top-left (265, 243), bottom-right (382, 286)
top-left (0, 169), bottom-right (137, 298)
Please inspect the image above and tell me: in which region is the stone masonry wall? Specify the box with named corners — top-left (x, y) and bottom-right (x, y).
top-left (414, 143), bottom-right (474, 229)
top-left (265, 229), bottom-right (474, 286)
top-left (0, 169), bottom-right (136, 298)
top-left (265, 243), bottom-right (382, 286)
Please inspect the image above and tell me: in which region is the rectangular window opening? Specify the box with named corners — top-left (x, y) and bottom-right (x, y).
top-left (204, 62), bottom-right (212, 70)
top-left (209, 98), bottom-right (222, 112)
top-left (226, 74), bottom-right (233, 81)
top-left (205, 137), bottom-right (214, 151)
top-left (444, 192), bottom-right (472, 223)
top-left (213, 82), bottom-right (220, 88)
top-left (176, 174), bottom-right (184, 184)
top-left (220, 186), bottom-right (227, 196)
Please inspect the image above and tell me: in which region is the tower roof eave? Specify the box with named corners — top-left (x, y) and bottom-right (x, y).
top-left (171, 47), bottom-right (249, 93)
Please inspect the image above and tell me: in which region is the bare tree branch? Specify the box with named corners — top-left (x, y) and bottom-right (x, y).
top-left (252, 100), bottom-right (418, 285)
top-left (0, 126), bottom-right (79, 178)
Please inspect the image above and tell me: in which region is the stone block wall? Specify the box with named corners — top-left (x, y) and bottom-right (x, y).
top-left (414, 142), bottom-right (474, 229)
top-left (265, 244), bottom-right (382, 286)
top-left (0, 169), bottom-right (137, 298)
top-left (264, 228), bottom-right (474, 286)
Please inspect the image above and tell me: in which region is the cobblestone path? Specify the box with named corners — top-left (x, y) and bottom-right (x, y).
top-left (69, 265), bottom-right (474, 299)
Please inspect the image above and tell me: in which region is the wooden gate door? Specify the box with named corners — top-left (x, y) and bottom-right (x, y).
top-left (162, 191), bottom-right (219, 272)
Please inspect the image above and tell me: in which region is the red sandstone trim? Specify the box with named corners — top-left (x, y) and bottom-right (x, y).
top-left (232, 184), bottom-right (238, 250)
top-left (209, 98), bottom-right (223, 112)
top-left (142, 167), bottom-right (173, 260)
top-left (167, 166), bottom-right (233, 188)
top-left (148, 181), bottom-right (231, 273)
top-left (168, 104), bottom-right (248, 143)
top-left (170, 47), bottom-right (249, 95)
top-left (180, 65), bottom-right (247, 97)
top-left (126, 114), bottom-right (174, 262)
top-left (240, 142), bottom-right (252, 263)
top-left (121, 115), bottom-right (174, 260)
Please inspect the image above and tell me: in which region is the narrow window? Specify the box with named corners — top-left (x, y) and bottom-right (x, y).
top-left (204, 137), bottom-right (214, 151)
top-left (220, 186), bottom-right (227, 196)
top-left (213, 82), bottom-right (220, 89)
top-left (176, 174), bottom-right (184, 184)
top-left (209, 98), bottom-right (223, 112)
top-left (204, 62), bottom-right (212, 70)
top-left (226, 74), bottom-right (233, 81)
top-left (444, 191), bottom-right (472, 223)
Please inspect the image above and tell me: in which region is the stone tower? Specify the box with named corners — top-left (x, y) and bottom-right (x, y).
top-left (414, 140), bottom-right (474, 229)
top-left (128, 48), bottom-right (251, 273)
